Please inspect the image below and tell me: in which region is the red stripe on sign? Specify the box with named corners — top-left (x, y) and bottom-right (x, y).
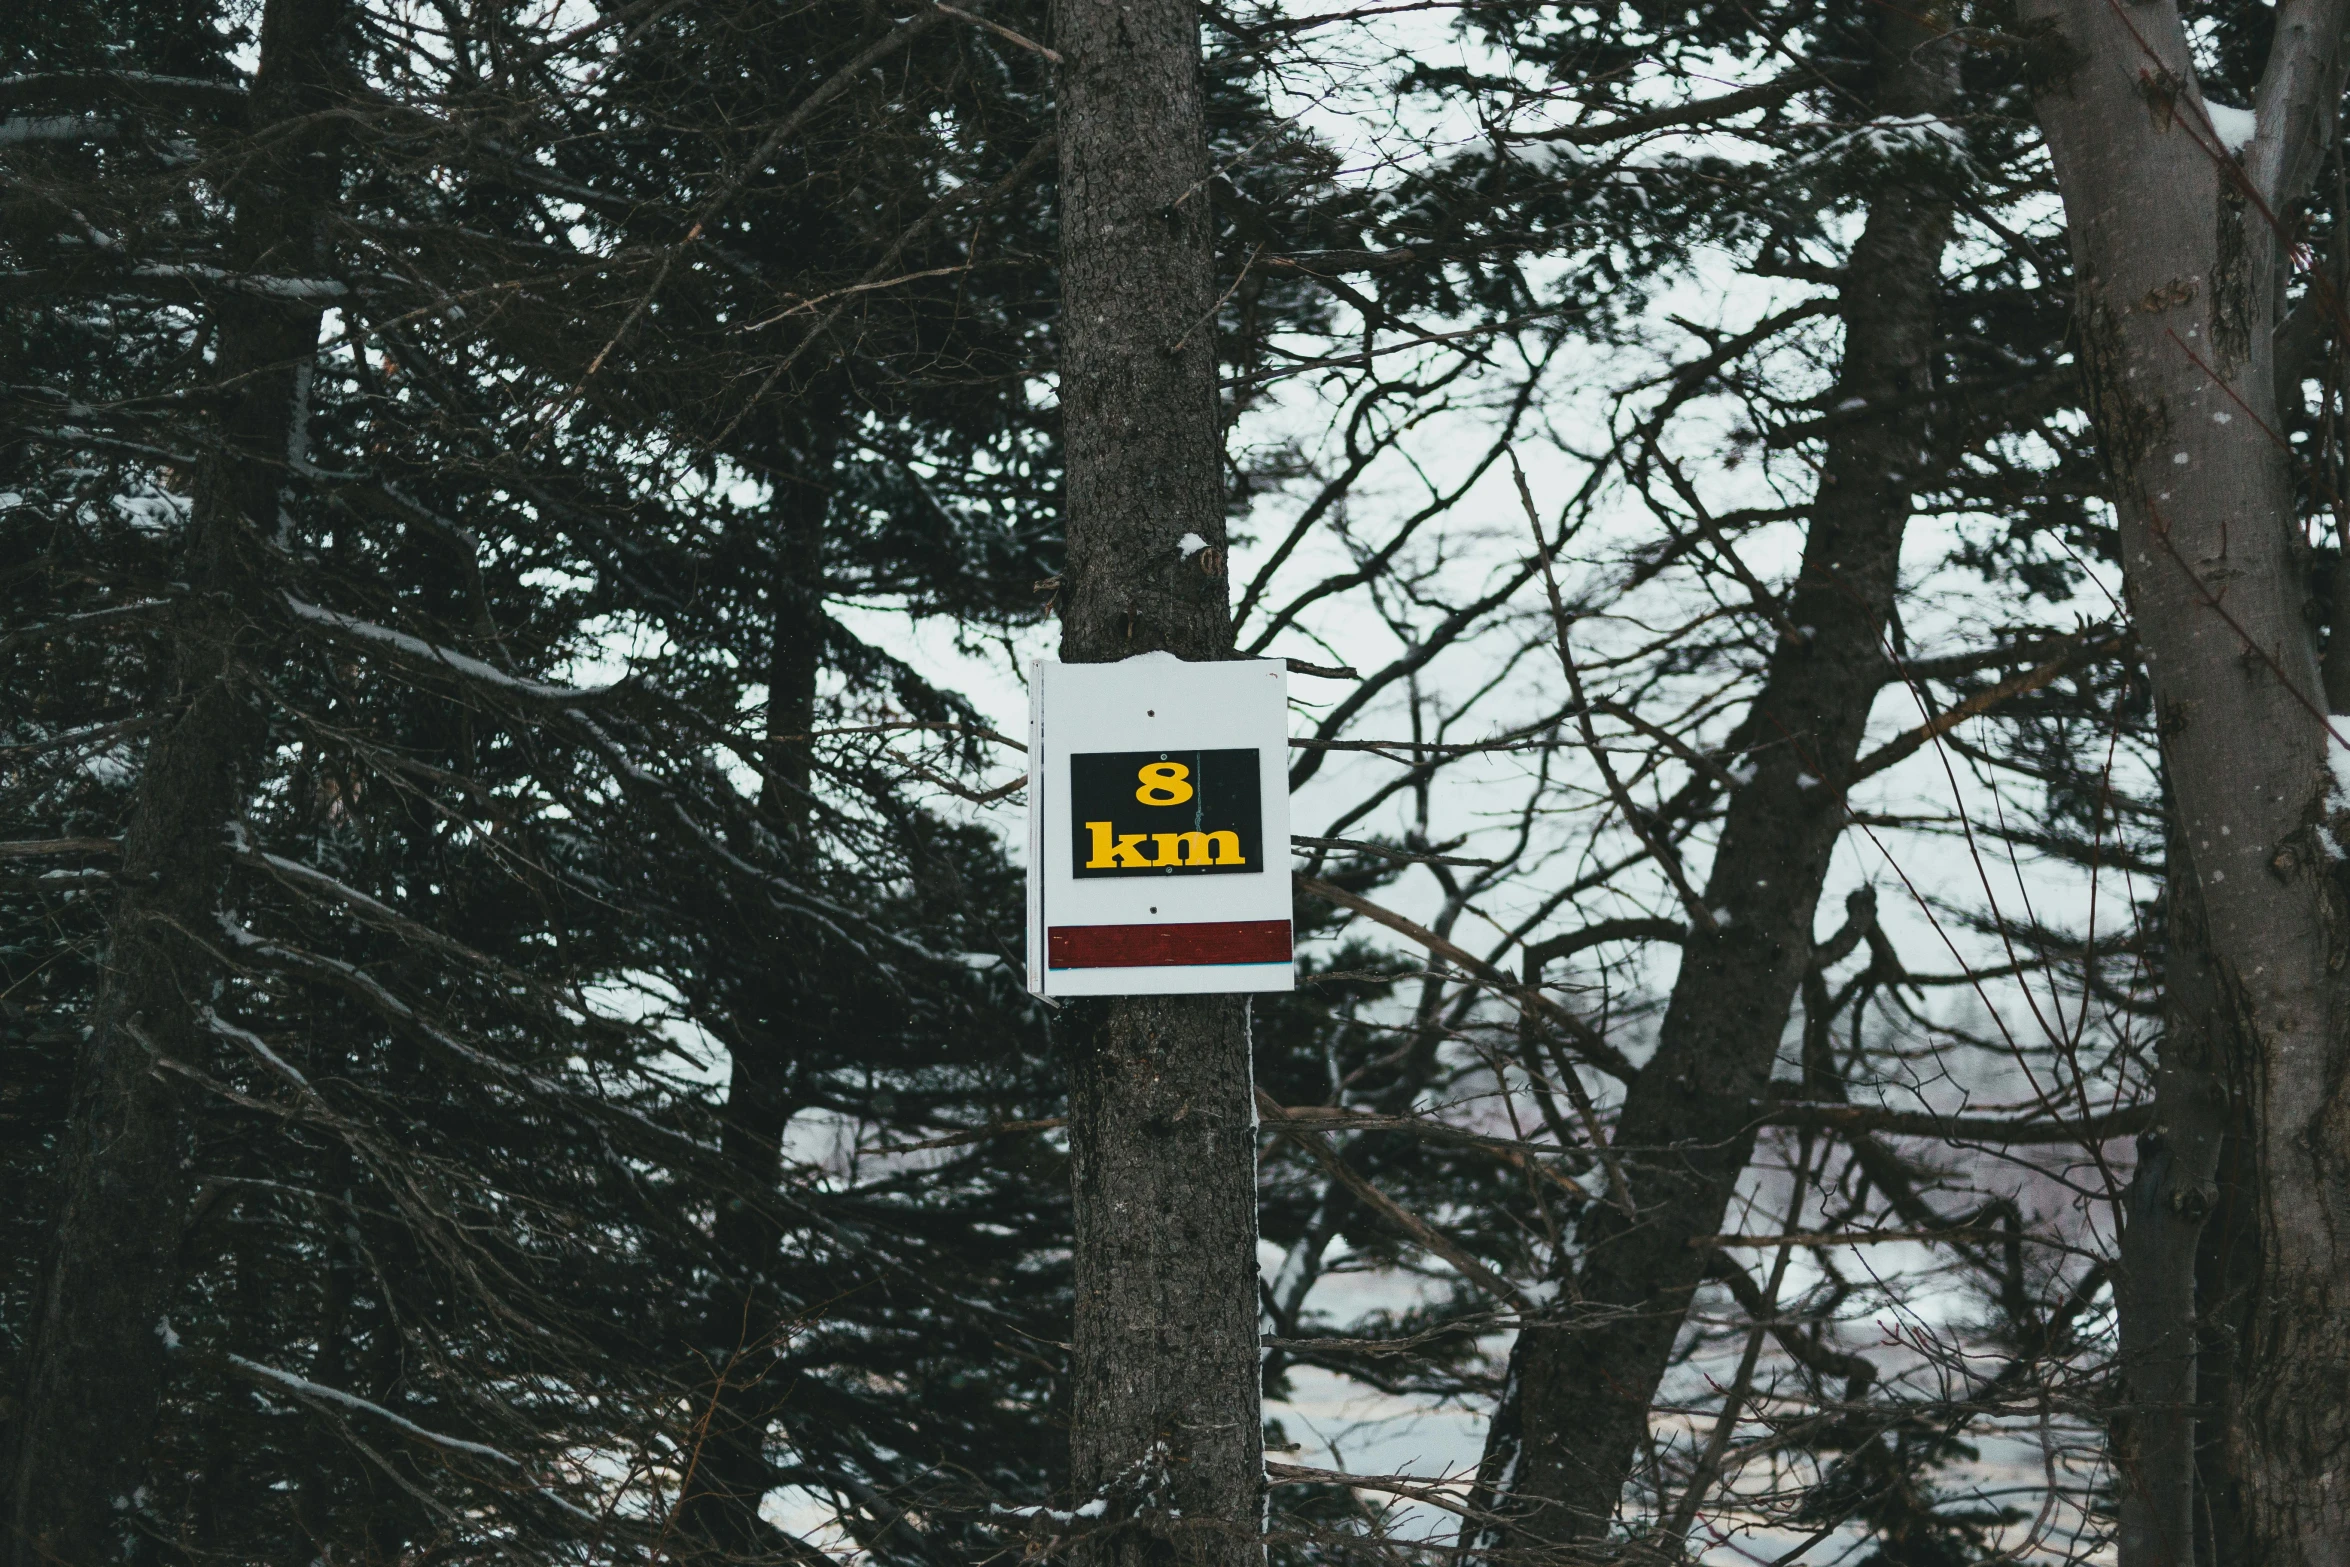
top-left (1048, 920), bottom-right (1293, 969)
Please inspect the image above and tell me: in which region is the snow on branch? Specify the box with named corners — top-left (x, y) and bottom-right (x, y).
top-left (132, 263), bottom-right (347, 300)
top-left (282, 594), bottom-right (617, 702)
top-left (0, 70), bottom-right (248, 111)
top-left (221, 1355), bottom-right (609, 1527)
top-left (239, 848), bottom-right (519, 982)
top-left (0, 115), bottom-right (117, 143)
top-left (224, 1354), bottom-right (519, 1466)
top-left (200, 1005), bottom-right (310, 1090)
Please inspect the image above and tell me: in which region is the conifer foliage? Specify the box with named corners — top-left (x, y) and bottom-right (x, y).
top-left (3, 0), bottom-right (1071, 1557)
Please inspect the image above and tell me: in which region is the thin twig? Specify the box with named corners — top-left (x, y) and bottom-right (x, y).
top-left (1511, 450), bottom-right (1719, 932)
top-left (930, 2), bottom-right (1062, 61)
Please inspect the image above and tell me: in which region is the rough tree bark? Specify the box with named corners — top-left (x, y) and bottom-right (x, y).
top-left (4, 0), bottom-right (349, 1559)
top-left (2023, 1), bottom-right (2350, 1559)
top-left (2190, 1056), bottom-right (2263, 1567)
top-left (1050, 0), bottom-right (1264, 1558)
top-left (675, 465), bottom-right (829, 1561)
top-left (2114, 824), bottom-right (2240, 1567)
top-left (1464, 12), bottom-right (1961, 1552)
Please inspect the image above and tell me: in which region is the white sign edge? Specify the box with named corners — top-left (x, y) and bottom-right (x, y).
top-left (1024, 654), bottom-right (1293, 999)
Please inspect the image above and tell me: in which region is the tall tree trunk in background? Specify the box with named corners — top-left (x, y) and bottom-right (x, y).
top-left (2113, 824), bottom-right (2243, 1567)
top-left (2191, 1067), bottom-right (2263, 1567)
top-left (1464, 13), bottom-right (1961, 1551)
top-left (1050, 0), bottom-right (1264, 1558)
top-left (3, 0), bottom-right (348, 1558)
top-left (676, 466), bottom-right (828, 1561)
top-left (2025, 1), bottom-right (2350, 1558)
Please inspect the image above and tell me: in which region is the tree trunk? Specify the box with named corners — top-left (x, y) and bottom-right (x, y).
top-left (2114, 823), bottom-right (2238, 1567)
top-left (675, 464), bottom-right (828, 1562)
top-left (4, 0), bottom-right (348, 1558)
top-left (2024, 1), bottom-right (2350, 1558)
top-left (1050, 0), bottom-right (1264, 1558)
top-left (1464, 14), bottom-right (1960, 1552)
top-left (2194, 1076), bottom-right (2262, 1567)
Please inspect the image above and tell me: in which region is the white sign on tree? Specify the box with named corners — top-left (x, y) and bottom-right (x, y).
top-left (1026, 654), bottom-right (1293, 997)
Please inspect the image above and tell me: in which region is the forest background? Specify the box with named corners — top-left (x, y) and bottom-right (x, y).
top-left (3, 0), bottom-right (2340, 1561)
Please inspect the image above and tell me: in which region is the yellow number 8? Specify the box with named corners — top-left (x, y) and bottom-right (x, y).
top-left (1135, 761), bottom-right (1194, 805)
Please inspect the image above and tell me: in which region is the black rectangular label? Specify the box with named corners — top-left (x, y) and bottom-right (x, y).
top-left (1068, 749), bottom-right (1262, 878)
